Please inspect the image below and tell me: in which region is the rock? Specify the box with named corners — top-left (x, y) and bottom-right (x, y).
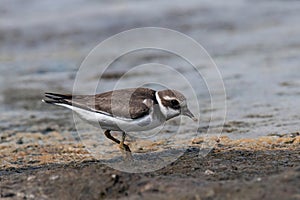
top-left (1, 192), bottom-right (16, 198)
top-left (16, 137), bottom-right (24, 144)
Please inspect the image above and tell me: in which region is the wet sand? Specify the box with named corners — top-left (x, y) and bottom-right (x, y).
top-left (1, 131), bottom-right (300, 199)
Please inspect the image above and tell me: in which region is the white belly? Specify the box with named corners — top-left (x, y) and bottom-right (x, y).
top-left (56, 104), bottom-right (166, 132)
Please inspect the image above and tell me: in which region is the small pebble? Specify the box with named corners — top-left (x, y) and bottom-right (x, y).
top-left (2, 192), bottom-right (15, 198)
top-left (27, 194), bottom-right (35, 199)
top-left (16, 138), bottom-right (24, 145)
top-left (204, 169), bottom-right (215, 175)
top-left (27, 175), bottom-right (36, 181)
top-left (256, 177), bottom-right (262, 181)
top-left (16, 192), bottom-right (25, 198)
top-left (49, 175), bottom-right (59, 180)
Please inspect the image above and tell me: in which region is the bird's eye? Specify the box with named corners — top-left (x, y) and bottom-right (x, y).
top-left (171, 99), bottom-right (179, 106)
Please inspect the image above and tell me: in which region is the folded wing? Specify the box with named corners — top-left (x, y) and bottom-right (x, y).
top-left (43, 88), bottom-right (157, 119)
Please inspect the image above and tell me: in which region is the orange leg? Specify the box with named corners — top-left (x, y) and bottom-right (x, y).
top-left (104, 130), bottom-right (131, 152)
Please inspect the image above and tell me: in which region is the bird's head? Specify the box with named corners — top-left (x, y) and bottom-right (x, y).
top-left (156, 89), bottom-right (197, 121)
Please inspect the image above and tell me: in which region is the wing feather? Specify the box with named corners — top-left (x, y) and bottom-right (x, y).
top-left (43, 88), bottom-right (157, 119)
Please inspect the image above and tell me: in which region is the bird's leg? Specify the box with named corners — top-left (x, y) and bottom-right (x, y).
top-left (104, 130), bottom-right (131, 153)
top-left (119, 132), bottom-right (131, 152)
top-left (119, 132), bottom-right (132, 160)
top-left (104, 130), bottom-right (120, 144)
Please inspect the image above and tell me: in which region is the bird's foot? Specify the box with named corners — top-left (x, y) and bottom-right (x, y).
top-left (119, 143), bottom-right (133, 161)
top-left (119, 143), bottom-right (131, 152)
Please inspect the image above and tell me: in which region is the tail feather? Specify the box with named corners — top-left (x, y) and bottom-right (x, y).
top-left (43, 92), bottom-right (72, 105)
top-left (45, 92), bottom-right (72, 99)
top-left (42, 99), bottom-right (61, 104)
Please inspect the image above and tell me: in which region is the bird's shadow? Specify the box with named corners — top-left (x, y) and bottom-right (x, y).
top-left (101, 148), bottom-right (186, 173)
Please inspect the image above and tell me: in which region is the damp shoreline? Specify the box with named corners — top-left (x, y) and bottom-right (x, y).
top-left (1, 132), bottom-right (299, 199)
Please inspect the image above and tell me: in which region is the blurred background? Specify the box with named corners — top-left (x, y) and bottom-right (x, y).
top-left (0, 0), bottom-right (299, 140)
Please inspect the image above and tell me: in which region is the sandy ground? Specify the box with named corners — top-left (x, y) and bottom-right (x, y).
top-left (1, 131), bottom-right (299, 199)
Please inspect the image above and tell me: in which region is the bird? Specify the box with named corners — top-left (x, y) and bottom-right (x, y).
top-left (43, 87), bottom-right (197, 156)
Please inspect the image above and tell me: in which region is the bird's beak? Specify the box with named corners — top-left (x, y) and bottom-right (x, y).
top-left (182, 108), bottom-right (197, 122)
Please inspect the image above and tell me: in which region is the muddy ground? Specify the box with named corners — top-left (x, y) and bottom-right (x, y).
top-left (1, 132), bottom-right (299, 200)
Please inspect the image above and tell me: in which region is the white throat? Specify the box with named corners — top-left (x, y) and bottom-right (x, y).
top-left (155, 91), bottom-right (179, 120)
top-left (155, 91), bottom-right (168, 119)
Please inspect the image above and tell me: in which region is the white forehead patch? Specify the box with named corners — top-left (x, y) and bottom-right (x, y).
top-left (163, 96), bottom-right (177, 100)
